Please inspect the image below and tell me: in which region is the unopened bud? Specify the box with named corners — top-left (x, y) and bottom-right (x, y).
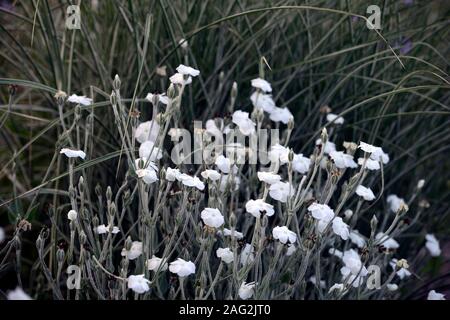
top-left (113, 74), bottom-right (121, 91)
top-left (57, 248), bottom-right (65, 263)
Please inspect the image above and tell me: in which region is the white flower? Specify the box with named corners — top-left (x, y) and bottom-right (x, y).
top-left (219, 174), bottom-right (240, 192)
top-left (67, 94), bottom-right (92, 106)
top-left (332, 217), bottom-right (350, 240)
top-left (316, 139), bottom-right (336, 154)
top-left (425, 234), bottom-right (441, 257)
top-left (215, 155), bottom-right (234, 174)
top-left (166, 167), bottom-right (182, 182)
top-left (178, 38), bottom-right (188, 49)
top-left (376, 233), bottom-right (399, 249)
top-left (7, 287), bottom-right (32, 300)
top-left (169, 72), bottom-right (192, 85)
top-left (427, 290), bottom-right (446, 300)
top-left (139, 141), bottom-right (163, 161)
top-left (135, 120), bottom-right (160, 144)
top-left (269, 107), bottom-right (293, 124)
top-left (286, 244), bottom-right (297, 256)
top-left (232, 110), bottom-right (256, 135)
top-left (358, 141), bottom-right (380, 153)
top-left (269, 181), bottom-right (294, 203)
top-left (387, 283), bottom-right (398, 291)
top-left (145, 92), bottom-right (169, 105)
top-left (121, 241), bottom-right (143, 260)
top-left (127, 275), bottom-right (150, 294)
top-left (250, 92), bottom-right (276, 113)
top-left (292, 154), bottom-right (311, 174)
top-left (328, 283), bottom-right (345, 294)
top-left (240, 244), bottom-right (254, 266)
top-left (257, 171), bottom-right (281, 185)
top-left (136, 168), bottom-right (159, 185)
top-left (326, 113), bottom-right (344, 125)
top-left (370, 147), bottom-right (389, 164)
top-left (308, 203), bottom-right (334, 221)
top-left (169, 258), bottom-right (196, 277)
top-left (239, 282), bottom-right (256, 300)
top-left (201, 208), bottom-right (224, 228)
top-left (245, 199), bottom-right (274, 218)
top-left (340, 249), bottom-right (368, 286)
top-left (417, 179), bottom-right (425, 189)
top-left (349, 230), bottom-right (366, 248)
top-left (96, 224), bottom-right (120, 234)
top-left (222, 228), bottom-right (244, 239)
top-left (268, 144), bottom-right (289, 164)
top-left (60, 148), bottom-right (86, 159)
top-left (67, 210), bottom-right (77, 221)
top-left (176, 64), bottom-right (200, 77)
top-left (146, 255), bottom-right (168, 271)
top-left (251, 78), bottom-right (272, 92)
top-left (358, 158), bottom-right (380, 170)
top-left (355, 185), bottom-right (376, 201)
top-left (272, 226), bottom-right (297, 244)
top-left (0, 227), bottom-right (4, 243)
top-left (390, 259), bottom-right (411, 279)
top-left (329, 151), bottom-right (357, 169)
top-left (329, 248), bottom-right (343, 259)
top-left (201, 169), bottom-right (221, 181)
top-left (216, 248), bottom-right (234, 264)
top-left (179, 174), bottom-right (205, 191)
top-left (387, 194), bottom-right (405, 213)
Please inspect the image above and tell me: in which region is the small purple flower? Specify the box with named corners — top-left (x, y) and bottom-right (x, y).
top-left (400, 39), bottom-right (413, 55)
top-left (403, 0), bottom-right (414, 6)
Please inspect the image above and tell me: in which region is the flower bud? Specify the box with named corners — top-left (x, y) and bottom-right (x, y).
top-left (417, 179), bottom-right (425, 189)
top-left (113, 74), bottom-right (121, 91)
top-left (92, 215), bottom-right (99, 228)
top-left (229, 212), bottom-right (237, 227)
top-left (288, 149), bottom-right (294, 163)
top-left (287, 118), bottom-right (294, 131)
top-left (106, 186), bottom-right (113, 202)
top-left (167, 83), bottom-right (177, 99)
top-left (370, 215), bottom-right (378, 232)
top-left (54, 90), bottom-right (67, 105)
top-left (95, 184), bottom-right (102, 198)
top-left (57, 248), bottom-right (65, 263)
top-left (320, 127), bottom-right (328, 144)
top-left (79, 231), bottom-right (87, 245)
top-left (78, 176), bottom-right (84, 194)
top-left (110, 91), bottom-right (117, 106)
top-left (125, 236), bottom-right (132, 251)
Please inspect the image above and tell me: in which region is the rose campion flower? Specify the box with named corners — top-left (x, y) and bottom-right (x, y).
top-left (251, 78), bottom-right (272, 93)
top-left (349, 230), bottom-right (366, 248)
top-left (7, 287), bottom-right (32, 300)
top-left (358, 158), bottom-right (380, 170)
top-left (308, 203), bottom-right (334, 221)
top-left (332, 217), bottom-right (349, 240)
top-left (269, 107), bottom-right (293, 124)
top-left (200, 208), bottom-right (224, 228)
top-left (387, 194), bottom-right (405, 213)
top-left (176, 64), bottom-right (200, 77)
top-left (60, 148), bottom-right (86, 159)
top-left (139, 141), bottom-right (163, 161)
top-left (245, 199), bottom-right (275, 218)
top-left (135, 120), bottom-right (160, 144)
top-left (216, 248), bottom-right (234, 264)
top-left (376, 233), bottom-right (400, 249)
top-left (201, 169), bottom-right (221, 181)
top-left (240, 244), bottom-right (254, 266)
top-left (169, 72), bottom-right (192, 85)
top-left (67, 94), bottom-right (92, 106)
top-left (286, 244), bottom-right (296, 256)
top-left (67, 209), bottom-right (77, 221)
top-left (121, 241), bottom-right (143, 260)
top-left (269, 181), bottom-right (294, 203)
top-left (222, 228), bottom-right (244, 239)
top-left (292, 153), bottom-right (311, 174)
top-left (326, 113), bottom-right (344, 125)
top-left (232, 110), bottom-right (256, 135)
top-left (96, 224), bottom-right (120, 234)
top-left (169, 258), bottom-right (196, 277)
top-left (272, 226), bottom-right (297, 244)
top-left (238, 282), bottom-right (256, 300)
top-left (136, 168), bottom-right (158, 185)
top-left (387, 283), bottom-right (398, 291)
top-left (328, 283), bottom-right (345, 293)
top-left (127, 275), bottom-right (150, 294)
top-left (179, 174), bottom-right (205, 191)
top-left (268, 143), bottom-right (290, 164)
top-left (146, 255), bottom-right (168, 271)
top-left (358, 141), bottom-right (380, 154)
top-left (329, 151), bottom-right (357, 169)
top-left (427, 290), bottom-right (446, 300)
top-left (145, 92), bottom-right (169, 105)
top-left (257, 171), bottom-right (281, 185)
top-left (315, 139), bottom-right (336, 154)
top-left (340, 250), bottom-right (368, 287)
top-left (355, 185), bottom-right (376, 201)
top-left (425, 234), bottom-right (441, 257)
top-left (370, 147), bottom-right (389, 164)
top-left (215, 155), bottom-right (234, 174)
top-left (250, 92), bottom-right (276, 113)
top-left (166, 167), bottom-right (181, 181)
